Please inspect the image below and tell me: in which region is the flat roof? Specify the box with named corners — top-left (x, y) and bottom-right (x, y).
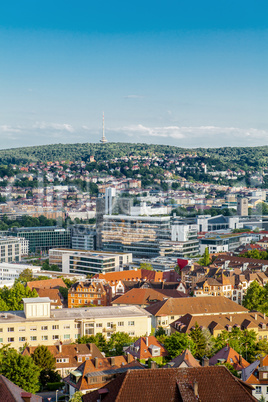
top-left (0, 305), bottom-right (151, 323)
top-left (22, 297), bottom-right (51, 304)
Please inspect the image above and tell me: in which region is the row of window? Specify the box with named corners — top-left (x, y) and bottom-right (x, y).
top-left (0, 324), bottom-right (79, 332)
top-left (0, 334), bottom-right (72, 343)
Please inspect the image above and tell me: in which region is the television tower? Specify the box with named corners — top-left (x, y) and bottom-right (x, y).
top-left (100, 112), bottom-right (108, 143)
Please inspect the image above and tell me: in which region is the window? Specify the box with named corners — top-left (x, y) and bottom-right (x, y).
top-left (30, 326), bottom-right (37, 331)
top-left (57, 358), bottom-right (69, 363)
top-left (19, 337), bottom-right (26, 342)
top-left (0, 338), bottom-right (3, 343)
top-left (128, 331), bottom-right (135, 336)
top-left (52, 335), bottom-right (59, 340)
top-left (42, 336), bottom-right (48, 341)
top-left (96, 323), bottom-right (102, 328)
top-left (30, 336), bottom-right (37, 341)
top-left (8, 327), bottom-right (14, 332)
top-left (75, 323), bottom-right (81, 329)
top-left (64, 334), bottom-right (70, 339)
top-left (64, 325), bottom-right (70, 329)
top-left (118, 322), bottom-right (124, 327)
top-left (52, 325), bottom-right (59, 330)
top-left (0, 328), bottom-right (2, 332)
top-left (41, 326), bottom-right (48, 330)
top-left (255, 386), bottom-right (261, 394)
top-left (78, 357), bottom-right (82, 362)
top-left (8, 337), bottom-right (14, 342)
top-left (128, 321), bottom-right (135, 326)
top-left (75, 334), bottom-right (80, 339)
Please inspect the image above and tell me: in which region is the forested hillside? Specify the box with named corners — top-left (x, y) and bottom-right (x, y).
top-left (0, 143), bottom-right (268, 170)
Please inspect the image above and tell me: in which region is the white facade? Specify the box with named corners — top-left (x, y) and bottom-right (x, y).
top-left (0, 263), bottom-right (43, 285)
top-left (105, 187), bottom-right (116, 215)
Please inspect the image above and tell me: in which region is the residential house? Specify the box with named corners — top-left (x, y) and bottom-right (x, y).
top-left (68, 280), bottom-right (112, 308)
top-left (170, 311), bottom-right (268, 339)
top-left (209, 345), bottom-right (250, 374)
top-left (82, 366), bottom-right (256, 402)
top-left (22, 343), bottom-right (104, 378)
top-left (124, 335), bottom-right (168, 364)
top-left (112, 288), bottom-right (187, 308)
top-left (163, 349), bottom-right (200, 368)
top-left (243, 355), bottom-right (268, 401)
top-left (63, 354), bottom-right (144, 397)
top-left (145, 295), bottom-right (248, 334)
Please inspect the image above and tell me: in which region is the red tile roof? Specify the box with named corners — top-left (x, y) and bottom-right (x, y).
top-left (125, 336), bottom-right (168, 360)
top-left (27, 277), bottom-right (66, 290)
top-left (209, 345), bottom-right (250, 371)
top-left (82, 366), bottom-right (256, 402)
top-left (0, 375), bottom-right (42, 402)
top-left (112, 288), bottom-right (186, 306)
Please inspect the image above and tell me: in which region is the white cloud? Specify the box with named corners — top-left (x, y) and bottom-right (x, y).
top-left (0, 125), bottom-right (22, 133)
top-left (33, 122), bottom-right (74, 132)
top-left (116, 124), bottom-right (268, 146)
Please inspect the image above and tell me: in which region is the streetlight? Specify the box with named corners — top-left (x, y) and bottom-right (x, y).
top-left (56, 390), bottom-right (58, 402)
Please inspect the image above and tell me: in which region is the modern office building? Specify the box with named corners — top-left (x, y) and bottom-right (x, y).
top-left (101, 215), bottom-right (171, 258)
top-left (199, 232), bottom-right (252, 254)
top-left (0, 298), bottom-right (152, 350)
top-left (71, 224), bottom-right (96, 250)
top-left (0, 263), bottom-right (42, 283)
top-left (7, 226), bottom-right (71, 253)
top-left (49, 248), bottom-right (132, 276)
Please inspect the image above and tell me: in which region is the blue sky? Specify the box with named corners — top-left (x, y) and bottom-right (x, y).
top-left (0, 1), bottom-right (267, 149)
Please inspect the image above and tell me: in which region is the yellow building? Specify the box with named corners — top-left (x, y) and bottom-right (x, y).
top-left (0, 298), bottom-right (152, 350)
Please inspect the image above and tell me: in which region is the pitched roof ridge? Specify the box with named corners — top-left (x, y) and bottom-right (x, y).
top-left (115, 370), bottom-right (131, 401)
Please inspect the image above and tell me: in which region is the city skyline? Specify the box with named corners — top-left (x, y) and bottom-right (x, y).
top-left (0, 1), bottom-right (267, 149)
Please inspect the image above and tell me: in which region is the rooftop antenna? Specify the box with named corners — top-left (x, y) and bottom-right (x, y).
top-left (100, 112), bottom-right (108, 143)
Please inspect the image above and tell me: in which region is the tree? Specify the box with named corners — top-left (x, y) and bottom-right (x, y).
top-left (163, 333), bottom-right (196, 360)
top-left (189, 323), bottom-right (208, 359)
top-left (31, 345), bottom-right (56, 371)
top-left (0, 283), bottom-right (39, 311)
top-left (17, 268), bottom-right (34, 283)
top-left (140, 263), bottom-right (153, 271)
top-left (198, 247), bottom-right (211, 266)
top-left (78, 333), bottom-right (108, 354)
top-left (107, 332), bottom-right (134, 356)
top-left (215, 361), bottom-right (239, 377)
top-left (69, 391), bottom-right (83, 402)
top-left (243, 281), bottom-right (267, 313)
top-left (0, 346), bottom-right (40, 393)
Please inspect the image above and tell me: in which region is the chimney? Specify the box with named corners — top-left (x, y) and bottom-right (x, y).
top-left (127, 352), bottom-right (132, 364)
top-left (229, 316), bottom-right (232, 322)
top-left (21, 393), bottom-right (32, 402)
top-left (264, 313), bottom-right (266, 320)
top-left (145, 336), bottom-right (149, 347)
top-left (193, 381), bottom-right (198, 398)
top-left (255, 313), bottom-right (258, 320)
top-left (239, 355), bottom-right (242, 365)
top-left (95, 357), bottom-right (98, 368)
top-left (59, 341), bottom-right (62, 353)
top-left (110, 357), bottom-right (115, 366)
top-left (202, 357), bottom-right (209, 367)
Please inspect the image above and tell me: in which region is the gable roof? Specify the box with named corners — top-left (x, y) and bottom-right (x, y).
top-left (0, 375), bottom-right (42, 402)
top-left (209, 345), bottom-right (250, 371)
top-left (112, 288), bottom-right (186, 306)
top-left (125, 336), bottom-right (168, 360)
top-left (82, 366), bottom-right (256, 402)
top-left (27, 278), bottom-right (66, 290)
top-left (163, 349), bottom-right (200, 368)
top-left (145, 296), bottom-right (248, 317)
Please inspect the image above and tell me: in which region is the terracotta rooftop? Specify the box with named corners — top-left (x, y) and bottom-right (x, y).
top-left (209, 345), bottom-right (250, 371)
top-left (112, 288), bottom-right (187, 306)
top-left (27, 277), bottom-right (66, 290)
top-left (145, 296), bottom-right (248, 317)
top-left (125, 336), bottom-right (168, 360)
top-left (22, 343), bottom-right (104, 369)
top-left (171, 311), bottom-right (267, 335)
top-left (34, 288), bottom-right (63, 306)
top-left (0, 375), bottom-right (42, 402)
top-left (82, 366), bottom-right (256, 402)
top-left (163, 349), bottom-right (200, 368)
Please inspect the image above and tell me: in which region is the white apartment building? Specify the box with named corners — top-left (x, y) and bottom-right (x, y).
top-left (0, 236), bottom-right (23, 263)
top-left (0, 298), bottom-right (152, 350)
top-left (49, 249), bottom-right (132, 276)
top-left (0, 263), bottom-right (42, 284)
